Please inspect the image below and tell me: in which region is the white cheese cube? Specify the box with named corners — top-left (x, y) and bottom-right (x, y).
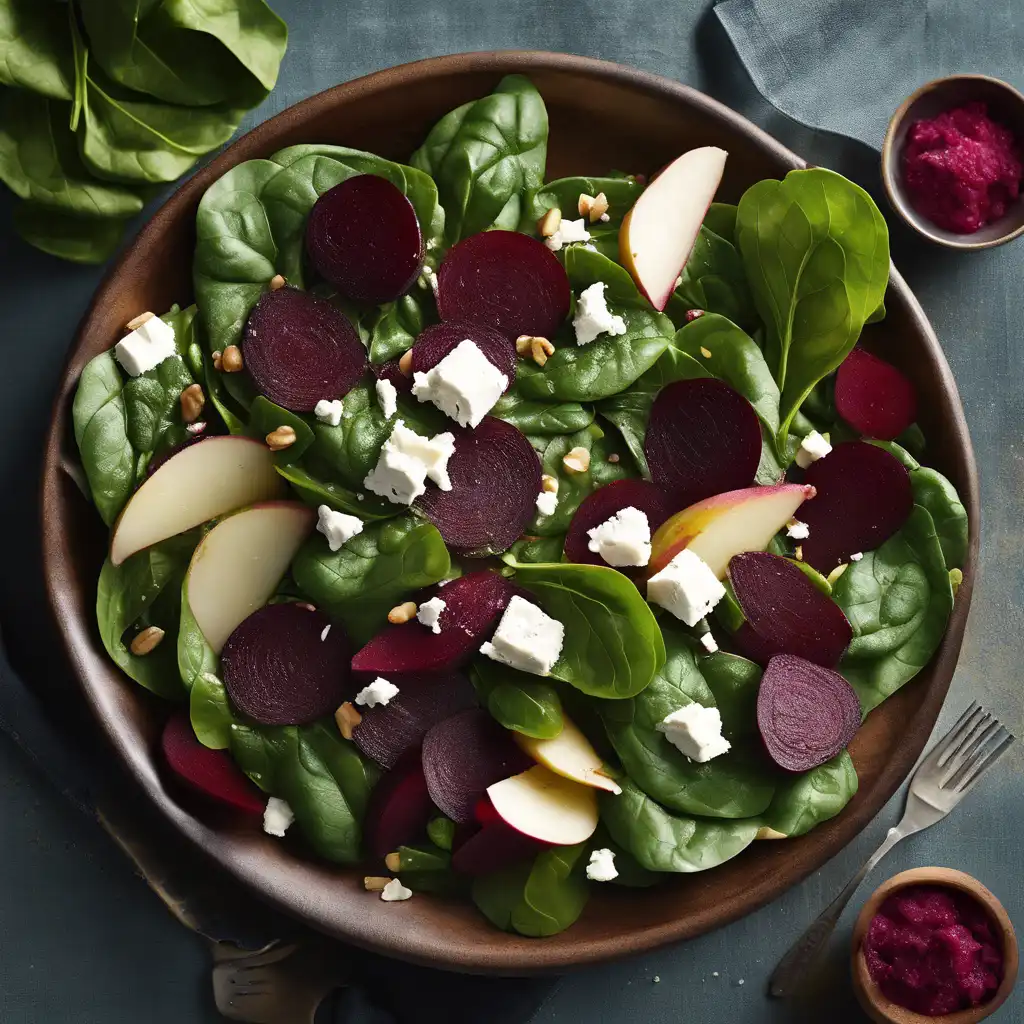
top-left (355, 677), bottom-right (399, 708)
top-left (316, 505), bottom-right (363, 551)
top-left (794, 430), bottom-right (832, 469)
top-left (544, 217), bottom-right (591, 251)
top-left (700, 632), bottom-right (719, 654)
top-left (363, 420), bottom-right (455, 505)
top-left (586, 848), bottom-right (619, 882)
top-left (380, 878), bottom-right (413, 902)
top-left (646, 548), bottom-right (726, 627)
top-left (850, 551), bottom-right (864, 561)
top-left (480, 595), bottom-right (564, 677)
top-left (411, 339), bottom-right (508, 428)
top-left (263, 797), bottom-right (294, 837)
top-left (573, 282), bottom-right (627, 346)
top-left (656, 703), bottom-right (731, 762)
top-left (535, 489), bottom-right (558, 517)
top-left (114, 316), bottom-right (177, 377)
top-left (416, 596), bottom-right (446, 634)
top-left (375, 378), bottom-right (398, 419)
top-left (314, 399), bottom-right (344, 426)
top-left (786, 519), bottom-right (810, 540)
top-left (586, 505), bottom-right (651, 567)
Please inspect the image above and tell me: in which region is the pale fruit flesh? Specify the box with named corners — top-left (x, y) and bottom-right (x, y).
top-left (486, 765), bottom-right (599, 846)
top-left (514, 716), bottom-right (622, 794)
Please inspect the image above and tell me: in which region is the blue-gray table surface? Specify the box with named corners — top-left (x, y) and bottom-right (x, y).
top-left (0, 1), bottom-right (1021, 1021)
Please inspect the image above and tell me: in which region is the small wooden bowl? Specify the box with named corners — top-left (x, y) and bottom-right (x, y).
top-left (881, 74), bottom-right (1024, 250)
top-left (852, 867), bottom-right (1018, 1024)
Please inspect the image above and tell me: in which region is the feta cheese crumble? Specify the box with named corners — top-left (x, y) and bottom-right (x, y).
top-left (263, 797), bottom-right (294, 837)
top-left (573, 282), bottom-right (627, 346)
top-left (850, 551), bottom-right (864, 561)
top-left (320, 624), bottom-right (331, 642)
top-left (114, 316), bottom-right (177, 377)
top-left (656, 703), bottom-right (731, 762)
top-left (586, 848), bottom-right (619, 882)
top-left (544, 217), bottom-right (591, 251)
top-left (480, 595), bottom-right (565, 677)
top-left (700, 631), bottom-right (719, 654)
top-left (535, 489), bottom-right (558, 517)
top-left (794, 430), bottom-right (832, 469)
top-left (586, 506), bottom-right (651, 567)
top-left (314, 399), bottom-right (344, 426)
top-left (647, 549), bottom-right (726, 626)
top-left (355, 677), bottom-right (399, 708)
top-left (786, 519), bottom-right (810, 540)
top-left (363, 420), bottom-right (455, 505)
top-left (416, 596), bottom-right (446, 634)
top-left (412, 339), bottom-right (508, 428)
top-left (380, 878), bottom-right (413, 902)
top-left (375, 378), bottom-right (398, 419)
top-left (316, 505), bottom-right (364, 551)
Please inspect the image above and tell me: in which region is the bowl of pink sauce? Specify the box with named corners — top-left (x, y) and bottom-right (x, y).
top-left (852, 868), bottom-right (1018, 1024)
top-left (882, 75), bottom-right (1024, 250)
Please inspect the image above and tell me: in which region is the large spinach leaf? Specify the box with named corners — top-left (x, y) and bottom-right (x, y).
top-left (492, 387), bottom-right (594, 436)
top-left (507, 534), bottom-right (566, 565)
top-left (470, 658), bottom-right (563, 739)
top-left (667, 225), bottom-right (756, 331)
top-left (760, 751), bottom-right (858, 837)
top-left (910, 468), bottom-right (968, 570)
top-left (368, 293), bottom-right (425, 365)
top-left (12, 202), bottom-right (127, 264)
top-left (698, 650), bottom-right (762, 740)
top-left (0, 0), bottom-right (73, 99)
top-left (274, 463), bottom-right (397, 521)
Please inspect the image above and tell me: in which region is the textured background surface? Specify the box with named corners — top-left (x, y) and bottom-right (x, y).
top-left (1, 0), bottom-right (1021, 1021)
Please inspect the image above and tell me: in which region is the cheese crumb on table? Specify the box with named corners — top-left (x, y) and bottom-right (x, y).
top-left (416, 596), bottom-right (446, 634)
top-left (411, 339), bottom-right (508, 427)
top-left (480, 595), bottom-right (564, 677)
top-left (647, 549), bottom-right (726, 626)
top-left (544, 217), bottom-right (591, 251)
top-left (573, 282), bottom-right (627, 346)
top-left (586, 848), bottom-right (619, 881)
top-left (586, 506), bottom-right (651, 566)
top-left (263, 797), bottom-right (294, 837)
top-left (363, 420), bottom-right (455, 505)
top-left (114, 316), bottom-right (177, 377)
top-left (380, 878), bottom-right (413, 902)
top-left (314, 398), bottom-right (344, 426)
top-left (355, 677), bottom-right (399, 708)
top-left (316, 505), bottom-right (364, 551)
top-left (794, 429), bottom-right (832, 469)
top-left (656, 703), bottom-right (731, 762)
top-left (375, 378), bottom-right (398, 419)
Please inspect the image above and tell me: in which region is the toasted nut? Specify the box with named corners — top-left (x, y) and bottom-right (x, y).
top-left (586, 192), bottom-right (609, 223)
top-left (221, 345), bottom-right (244, 372)
top-left (515, 334), bottom-right (534, 356)
top-left (125, 311), bottom-right (155, 331)
top-left (130, 626), bottom-right (165, 656)
top-left (398, 349), bottom-right (414, 376)
top-left (363, 876), bottom-right (391, 892)
top-left (537, 207), bottom-right (562, 237)
top-left (530, 337), bottom-right (555, 367)
top-left (388, 601), bottom-right (418, 624)
top-left (563, 446), bottom-right (591, 474)
top-left (577, 192), bottom-right (596, 217)
top-left (336, 702), bottom-right (362, 739)
top-left (700, 346), bottom-right (713, 359)
top-left (607, 453), bottom-right (620, 464)
top-left (384, 852), bottom-right (402, 873)
top-left (540, 474), bottom-right (559, 494)
top-left (180, 383), bottom-right (205, 423)
top-left (794, 544), bottom-right (804, 562)
top-left (211, 349), bottom-right (223, 371)
top-left (266, 426), bottom-right (297, 451)
top-left (269, 274), bottom-right (286, 291)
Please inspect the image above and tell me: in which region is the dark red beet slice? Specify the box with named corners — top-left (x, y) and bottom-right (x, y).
top-left (221, 604), bottom-right (350, 726)
top-left (728, 552), bottom-right (852, 668)
top-left (644, 378), bottom-right (762, 506)
top-left (451, 818), bottom-right (546, 875)
top-left (800, 441), bottom-right (913, 571)
top-left (416, 416), bottom-right (541, 555)
top-left (757, 654), bottom-right (861, 772)
top-left (305, 174), bottom-right (423, 305)
top-left (411, 319), bottom-right (516, 388)
top-left (364, 755), bottom-right (434, 859)
top-left (161, 712), bottom-right (264, 815)
top-left (835, 348), bottom-right (918, 441)
top-left (421, 708), bottom-right (533, 824)
top-left (243, 287), bottom-right (367, 412)
top-left (351, 572), bottom-right (523, 675)
top-left (436, 231), bottom-right (571, 341)
top-left (371, 356), bottom-right (412, 395)
top-left (352, 671), bottom-right (476, 770)
top-left (564, 479), bottom-right (673, 568)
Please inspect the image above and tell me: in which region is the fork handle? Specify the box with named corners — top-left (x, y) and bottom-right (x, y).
top-left (769, 826), bottom-right (905, 998)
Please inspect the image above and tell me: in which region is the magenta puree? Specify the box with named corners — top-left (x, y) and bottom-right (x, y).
top-left (902, 102), bottom-right (1022, 233)
top-left (864, 884), bottom-right (1003, 1016)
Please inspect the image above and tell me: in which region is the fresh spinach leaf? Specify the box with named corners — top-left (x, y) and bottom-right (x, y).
top-left (0, 0), bottom-right (73, 99)
top-left (760, 751), bottom-right (858, 837)
top-left (698, 650), bottom-right (762, 741)
top-left (667, 226), bottom-right (756, 331)
top-left (368, 293), bottom-right (425, 365)
top-left (189, 672), bottom-right (234, 750)
top-left (247, 396), bottom-right (314, 464)
top-left (274, 463), bottom-right (397, 521)
top-left (13, 201), bottom-right (126, 264)
top-left (869, 439), bottom-right (919, 471)
top-left (702, 202), bottom-right (738, 243)
top-left (492, 387), bottom-right (594, 436)
top-left (586, 827), bottom-right (660, 888)
top-left (508, 534), bottom-right (566, 565)
top-left (909, 468), bottom-right (968, 570)
top-left (427, 816), bottom-right (455, 852)
top-left (470, 658), bottom-right (563, 739)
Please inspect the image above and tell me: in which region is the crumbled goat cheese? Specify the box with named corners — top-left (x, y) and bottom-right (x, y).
top-left (355, 677), bottom-right (399, 708)
top-left (416, 596), bottom-right (446, 634)
top-left (316, 505), bottom-right (364, 551)
top-left (263, 797), bottom-right (294, 837)
top-left (544, 217), bottom-right (591, 251)
top-left (573, 282), bottom-right (627, 346)
top-left (314, 399), bottom-right (344, 426)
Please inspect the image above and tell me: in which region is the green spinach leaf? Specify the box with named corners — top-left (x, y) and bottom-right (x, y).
top-left (702, 202), bottom-right (738, 243)
top-left (13, 201), bottom-right (126, 264)
top-left (247, 396), bottom-right (314, 464)
top-left (667, 225), bottom-right (756, 330)
top-left (368, 293), bottom-right (425, 365)
top-left (0, 0), bottom-right (73, 99)
top-left (492, 387), bottom-right (594, 436)
top-left (760, 751), bottom-right (858, 837)
top-left (508, 534), bottom-right (566, 565)
top-left (909, 468), bottom-right (968, 570)
top-left (470, 658), bottom-right (563, 739)
top-left (274, 463), bottom-right (397, 521)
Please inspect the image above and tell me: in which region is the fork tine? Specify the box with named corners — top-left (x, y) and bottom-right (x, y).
top-left (941, 720), bottom-right (1002, 788)
top-left (920, 703), bottom-right (981, 772)
top-left (935, 705), bottom-right (991, 769)
top-left (955, 730), bottom-right (1015, 794)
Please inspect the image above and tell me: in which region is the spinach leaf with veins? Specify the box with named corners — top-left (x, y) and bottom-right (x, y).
top-left (761, 751), bottom-right (858, 837)
top-left (0, 0), bottom-right (73, 99)
top-left (470, 658), bottom-right (564, 739)
top-left (667, 224), bottom-right (757, 331)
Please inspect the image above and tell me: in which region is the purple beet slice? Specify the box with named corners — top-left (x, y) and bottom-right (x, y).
top-left (352, 671), bottom-right (476, 770)
top-left (757, 654), bottom-right (861, 772)
top-left (161, 712), bottom-right (264, 815)
top-left (800, 441), bottom-right (913, 571)
top-left (451, 817), bottom-right (546, 875)
top-left (416, 416), bottom-right (541, 555)
top-left (305, 174), bottom-right (423, 304)
top-left (411, 319), bottom-right (516, 387)
top-left (436, 231), bottom-right (571, 341)
top-left (243, 287), bottom-right (367, 412)
top-left (835, 348), bottom-right (918, 441)
top-left (728, 552), bottom-right (852, 668)
top-left (564, 479), bottom-right (673, 568)
top-left (221, 604), bottom-right (350, 726)
top-left (371, 356), bottom-right (413, 395)
top-left (422, 708), bottom-right (533, 824)
top-left (644, 378), bottom-right (762, 506)
top-left (364, 755), bottom-right (434, 860)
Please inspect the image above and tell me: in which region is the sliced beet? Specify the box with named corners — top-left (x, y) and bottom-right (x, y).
top-left (364, 755), bottom-right (434, 860)
top-left (436, 231), bottom-right (571, 341)
top-left (644, 378), bottom-right (762, 506)
top-left (371, 356), bottom-right (413, 395)
top-left (757, 654), bottom-right (861, 772)
top-left (305, 174), bottom-right (423, 304)
top-left (728, 552), bottom-right (852, 668)
top-left (416, 416), bottom-right (541, 555)
top-left (161, 712), bottom-right (264, 815)
top-left (451, 818), bottom-right (546, 875)
top-left (243, 287), bottom-right (367, 412)
top-left (351, 572), bottom-right (523, 675)
top-left (411, 319), bottom-right (516, 387)
top-left (421, 708), bottom-right (533, 825)
top-left (352, 671), bottom-right (476, 770)
top-left (835, 348), bottom-right (917, 440)
top-left (221, 604), bottom-right (350, 726)
top-left (800, 441), bottom-right (913, 571)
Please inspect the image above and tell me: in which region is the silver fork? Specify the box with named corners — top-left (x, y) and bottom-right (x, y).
top-left (770, 702), bottom-right (1015, 999)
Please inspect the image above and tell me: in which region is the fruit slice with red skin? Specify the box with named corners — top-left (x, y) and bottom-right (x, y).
top-left (364, 755), bottom-right (434, 860)
top-left (351, 571), bottom-right (523, 675)
top-left (421, 708), bottom-right (533, 824)
top-left (563, 479), bottom-right (673, 568)
top-left (351, 671), bottom-right (476, 770)
top-left (371, 357), bottom-right (412, 395)
top-left (835, 348), bottom-right (917, 440)
top-left (221, 603), bottom-right (350, 726)
top-left (243, 287), bottom-right (367, 412)
top-left (800, 441), bottom-right (913, 571)
top-left (451, 812), bottom-right (546, 875)
top-left (727, 552), bottom-right (852, 668)
top-left (485, 764), bottom-right (599, 845)
top-left (436, 231), bottom-right (571, 341)
top-left (161, 712), bottom-right (264, 815)
top-left (757, 654), bottom-right (861, 772)
top-left (411, 319), bottom-right (516, 387)
top-left (305, 174), bottom-right (423, 304)
top-left (644, 378), bottom-right (762, 506)
top-left (416, 416), bottom-right (541, 556)
top-left (146, 435), bottom-right (205, 476)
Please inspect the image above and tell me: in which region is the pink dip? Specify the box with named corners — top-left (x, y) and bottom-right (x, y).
top-left (902, 102), bottom-right (1022, 233)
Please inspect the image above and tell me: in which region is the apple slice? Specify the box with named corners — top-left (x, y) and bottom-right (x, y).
top-left (110, 436), bottom-right (284, 566)
top-left (514, 715), bottom-right (621, 795)
top-left (620, 147), bottom-right (728, 310)
top-left (648, 483), bottom-right (814, 579)
top-left (185, 501), bottom-right (315, 653)
top-left (485, 765), bottom-right (598, 846)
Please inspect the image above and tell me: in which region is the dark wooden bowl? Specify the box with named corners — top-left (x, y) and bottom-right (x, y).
top-left (40, 51), bottom-right (979, 974)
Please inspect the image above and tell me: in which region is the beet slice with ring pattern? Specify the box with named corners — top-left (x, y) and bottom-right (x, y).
top-left (835, 347), bottom-right (918, 441)
top-left (411, 319), bottom-right (516, 387)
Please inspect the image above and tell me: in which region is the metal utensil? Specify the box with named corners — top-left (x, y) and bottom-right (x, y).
top-left (770, 702), bottom-right (1015, 999)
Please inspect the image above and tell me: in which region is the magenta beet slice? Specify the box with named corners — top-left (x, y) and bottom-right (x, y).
top-left (411, 319), bottom-right (516, 387)
top-left (305, 174), bottom-right (423, 304)
top-left (451, 818), bottom-right (546, 875)
top-left (161, 713), bottom-right (264, 815)
top-left (371, 356), bottom-right (412, 395)
top-left (364, 755), bottom-right (434, 859)
top-left (221, 604), bottom-right (350, 726)
top-left (352, 671), bottom-right (476, 770)
top-left (421, 708), bottom-right (533, 825)
top-left (800, 441), bottom-right (913, 571)
top-left (728, 552), bottom-right (852, 668)
top-left (436, 231), bottom-right (571, 341)
top-left (757, 654), bottom-right (861, 772)
top-left (416, 416), bottom-right (541, 555)
top-left (564, 479), bottom-right (673, 567)
top-left (644, 378), bottom-right (762, 505)
top-left (835, 348), bottom-right (918, 441)
top-left (243, 287), bottom-right (367, 412)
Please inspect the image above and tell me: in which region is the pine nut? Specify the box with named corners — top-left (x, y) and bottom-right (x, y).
top-left (336, 702), bottom-right (362, 739)
top-left (384, 852), bottom-right (401, 872)
top-left (562, 446), bottom-right (591, 474)
top-left (700, 346), bottom-right (713, 359)
top-left (588, 192), bottom-right (609, 222)
top-left (363, 876), bottom-right (391, 892)
top-left (269, 274), bottom-right (286, 291)
top-left (179, 383), bottom-right (205, 423)
top-left (398, 350), bottom-right (414, 376)
top-left (794, 544), bottom-right (804, 562)
top-left (537, 207), bottom-right (561, 237)
top-left (266, 426), bottom-right (297, 451)
top-left (540, 474), bottom-right (559, 494)
top-left (221, 345), bottom-right (244, 372)
top-left (607, 453), bottom-right (620, 464)
top-left (125, 311), bottom-right (155, 331)
top-left (388, 601), bottom-right (418, 624)
top-left (130, 626), bottom-right (165, 655)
